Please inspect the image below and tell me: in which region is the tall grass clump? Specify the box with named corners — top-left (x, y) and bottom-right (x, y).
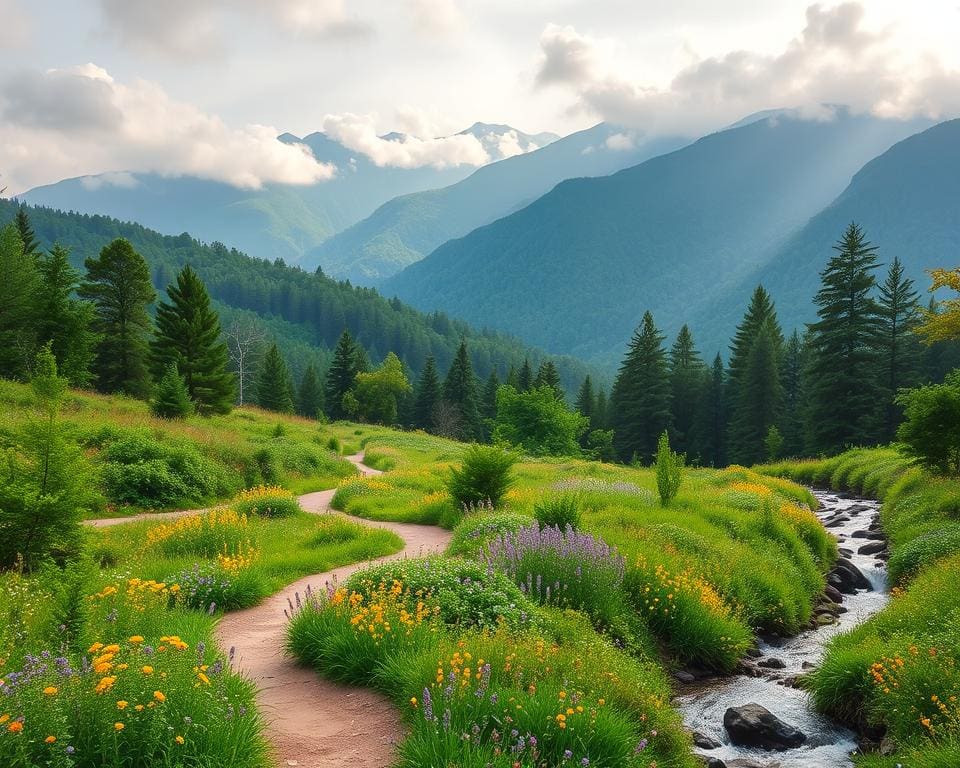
top-left (232, 485), bottom-right (301, 518)
top-left (533, 494), bottom-right (582, 530)
top-left (654, 431), bottom-right (683, 506)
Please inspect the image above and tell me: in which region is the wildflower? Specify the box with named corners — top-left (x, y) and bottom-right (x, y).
top-left (96, 676), bottom-right (117, 694)
top-left (0, 715), bottom-right (8, 724)
top-left (116, 701), bottom-right (128, 710)
top-left (114, 722), bottom-right (125, 731)
top-left (142, 666), bottom-right (154, 675)
top-left (134, 705), bottom-right (144, 712)
top-left (410, 697), bottom-right (418, 708)
top-left (45, 736), bottom-right (56, 744)
top-left (88, 642), bottom-right (104, 653)
top-left (175, 735), bottom-right (185, 745)
top-left (8, 721), bottom-right (23, 734)
top-left (153, 691), bottom-right (166, 703)
top-left (129, 636), bottom-right (144, 644)
top-left (43, 686), bottom-right (58, 696)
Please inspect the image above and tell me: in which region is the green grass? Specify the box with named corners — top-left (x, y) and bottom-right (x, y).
top-left (760, 448), bottom-right (960, 764)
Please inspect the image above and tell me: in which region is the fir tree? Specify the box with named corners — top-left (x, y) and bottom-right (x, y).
top-left (325, 330), bottom-right (363, 420)
top-left (594, 387), bottom-right (609, 430)
top-left (807, 223), bottom-right (881, 453)
top-left (505, 364), bottom-right (519, 390)
top-left (729, 319), bottom-right (784, 465)
top-left (151, 363), bottom-right (194, 419)
top-left (575, 375), bottom-right (595, 424)
top-left (0, 224), bottom-right (41, 379)
top-left (669, 325), bottom-right (705, 457)
top-left (610, 311), bottom-right (671, 463)
top-left (517, 359), bottom-right (533, 392)
top-left (727, 286), bottom-right (784, 461)
top-left (534, 360), bottom-right (563, 400)
top-left (151, 266), bottom-right (234, 415)
top-left (255, 343), bottom-right (295, 413)
top-left (297, 363), bottom-right (324, 419)
top-left (14, 205), bottom-right (39, 256)
top-left (481, 369), bottom-right (500, 438)
top-left (697, 354), bottom-right (727, 467)
top-left (36, 244), bottom-right (97, 388)
top-left (876, 257), bottom-right (922, 442)
top-left (79, 238), bottom-right (155, 398)
top-left (413, 356), bottom-right (442, 431)
top-left (443, 341), bottom-right (481, 440)
top-left (779, 330), bottom-right (807, 458)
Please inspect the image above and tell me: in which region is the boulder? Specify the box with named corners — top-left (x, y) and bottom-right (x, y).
top-left (693, 731), bottom-right (722, 749)
top-left (831, 557), bottom-right (872, 593)
top-left (824, 515), bottom-right (851, 529)
top-left (824, 584), bottom-right (844, 603)
top-left (852, 530), bottom-right (885, 540)
top-left (673, 670), bottom-right (696, 684)
top-left (858, 540), bottom-right (886, 555)
top-left (723, 704), bottom-right (807, 750)
top-left (758, 657), bottom-right (787, 669)
top-left (702, 758), bottom-right (727, 768)
top-left (846, 504), bottom-right (873, 515)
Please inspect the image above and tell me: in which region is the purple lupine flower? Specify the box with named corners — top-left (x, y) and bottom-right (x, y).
top-left (422, 687), bottom-right (434, 722)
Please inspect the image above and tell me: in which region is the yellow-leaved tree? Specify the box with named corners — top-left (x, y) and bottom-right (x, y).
top-left (917, 268), bottom-right (960, 343)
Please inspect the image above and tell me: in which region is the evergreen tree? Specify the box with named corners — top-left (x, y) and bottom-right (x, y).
top-left (594, 387), bottom-right (609, 430)
top-left (517, 359), bottom-right (533, 392)
top-left (779, 330), bottom-right (807, 458)
top-left (575, 375), bottom-right (595, 424)
top-left (727, 286), bottom-right (784, 461)
top-left (729, 319), bottom-right (784, 464)
top-left (151, 265), bottom-right (234, 415)
top-left (296, 363), bottom-right (324, 419)
top-left (79, 238), bottom-right (155, 398)
top-left (505, 364), bottom-right (519, 390)
top-left (876, 257), bottom-right (922, 442)
top-left (697, 354), bottom-right (727, 467)
top-left (151, 363), bottom-right (194, 419)
top-left (14, 205), bottom-right (39, 256)
top-left (325, 330), bottom-right (363, 420)
top-left (255, 343), bottom-right (295, 413)
top-left (534, 360), bottom-right (563, 400)
top-left (610, 311), bottom-right (671, 463)
top-left (481, 369), bottom-right (500, 438)
top-left (669, 325), bottom-right (705, 457)
top-left (413, 356), bottom-right (442, 431)
top-left (36, 244), bottom-right (97, 388)
top-left (0, 224), bottom-right (41, 379)
top-left (443, 341), bottom-right (481, 440)
top-left (807, 223), bottom-right (882, 453)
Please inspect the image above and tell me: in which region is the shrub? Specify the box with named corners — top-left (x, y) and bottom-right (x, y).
top-left (232, 485), bottom-right (301, 518)
top-left (346, 557), bottom-right (534, 630)
top-left (655, 431), bottom-right (683, 506)
top-left (888, 524), bottom-right (960, 584)
top-left (484, 524), bottom-right (626, 629)
top-left (533, 494), bottom-right (582, 531)
top-left (446, 444), bottom-right (517, 510)
top-left (447, 512), bottom-right (532, 558)
top-left (144, 508), bottom-right (252, 559)
top-left (151, 363), bottom-right (194, 419)
top-left (167, 559), bottom-right (259, 612)
top-left (896, 372), bottom-right (960, 476)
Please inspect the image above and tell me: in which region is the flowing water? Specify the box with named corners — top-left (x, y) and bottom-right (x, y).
top-left (676, 491), bottom-right (888, 767)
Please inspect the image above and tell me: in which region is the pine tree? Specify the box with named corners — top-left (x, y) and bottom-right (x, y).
top-left (610, 311), bottom-right (671, 463)
top-left (443, 341), bottom-right (481, 440)
top-left (413, 356), bottom-right (442, 431)
top-left (325, 330), bottom-right (363, 420)
top-left (729, 319), bottom-right (784, 464)
top-left (481, 369), bottom-right (500, 438)
top-left (297, 363), bottom-right (324, 419)
top-left (14, 206), bottom-right (39, 256)
top-left (876, 257), bottom-right (922, 442)
top-left (669, 325), bottom-right (705, 458)
top-left (151, 363), bottom-right (194, 419)
top-left (79, 238), bottom-right (155, 398)
top-left (505, 364), bottom-right (519, 390)
top-left (727, 286), bottom-right (784, 461)
top-left (0, 224), bottom-right (41, 379)
top-left (534, 360), bottom-right (563, 400)
top-left (807, 223), bottom-right (881, 453)
top-left (255, 343), bottom-right (295, 413)
top-left (594, 387), bottom-right (609, 430)
top-left (35, 244), bottom-right (97, 388)
top-left (779, 331), bottom-right (807, 457)
top-left (575, 376), bottom-right (595, 423)
top-left (517, 359), bottom-right (533, 392)
top-left (151, 266), bottom-right (234, 415)
top-left (697, 355), bottom-right (727, 467)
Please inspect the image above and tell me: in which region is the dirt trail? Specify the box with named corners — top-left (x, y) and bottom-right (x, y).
top-left (216, 454), bottom-right (451, 767)
top-left (85, 454), bottom-right (451, 766)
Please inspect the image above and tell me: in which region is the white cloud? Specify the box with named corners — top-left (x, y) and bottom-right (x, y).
top-left (604, 132), bottom-right (635, 151)
top-left (0, 0), bottom-right (30, 49)
top-left (535, 2), bottom-right (960, 135)
top-left (493, 130), bottom-right (527, 159)
top-left (0, 64), bottom-right (336, 193)
top-left (407, 0), bottom-right (463, 37)
top-left (321, 112), bottom-right (490, 168)
top-left (80, 171), bottom-right (140, 190)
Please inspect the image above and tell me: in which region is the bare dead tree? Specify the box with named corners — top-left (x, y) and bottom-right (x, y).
top-left (226, 317), bottom-right (266, 405)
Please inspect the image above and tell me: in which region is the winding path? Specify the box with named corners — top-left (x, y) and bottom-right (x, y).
top-left (87, 454), bottom-right (452, 768)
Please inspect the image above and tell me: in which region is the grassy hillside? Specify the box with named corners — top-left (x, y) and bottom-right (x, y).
top-left (761, 448), bottom-right (960, 765)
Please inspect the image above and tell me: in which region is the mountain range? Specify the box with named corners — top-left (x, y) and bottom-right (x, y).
top-left (21, 123), bottom-right (554, 269)
top-left (385, 110), bottom-right (935, 362)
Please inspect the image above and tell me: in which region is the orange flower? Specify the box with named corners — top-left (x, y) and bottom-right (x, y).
top-left (45, 736), bottom-right (56, 744)
top-left (129, 635), bottom-right (145, 644)
top-left (114, 722), bottom-right (125, 731)
top-left (175, 735), bottom-right (185, 745)
top-left (142, 666), bottom-right (154, 675)
top-left (116, 701), bottom-right (128, 710)
top-left (153, 691), bottom-right (166, 703)
top-left (43, 686), bottom-right (58, 696)
top-left (8, 721), bottom-right (23, 734)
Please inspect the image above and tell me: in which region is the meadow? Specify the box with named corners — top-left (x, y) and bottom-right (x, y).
top-left (760, 448), bottom-right (960, 765)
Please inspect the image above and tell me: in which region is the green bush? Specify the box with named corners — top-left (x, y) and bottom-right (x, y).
top-left (446, 444), bottom-right (517, 509)
top-left (447, 511), bottom-right (532, 558)
top-left (347, 557), bottom-right (534, 630)
top-left (232, 486), bottom-right (302, 518)
top-left (655, 431), bottom-right (683, 506)
top-left (888, 523), bottom-right (960, 584)
top-left (533, 493), bottom-right (582, 530)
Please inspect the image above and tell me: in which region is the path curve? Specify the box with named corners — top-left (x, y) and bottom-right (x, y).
top-left (215, 455), bottom-right (451, 768)
top-left (86, 453), bottom-right (452, 767)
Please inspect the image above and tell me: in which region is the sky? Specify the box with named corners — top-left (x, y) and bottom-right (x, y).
top-left (1, 0), bottom-right (959, 193)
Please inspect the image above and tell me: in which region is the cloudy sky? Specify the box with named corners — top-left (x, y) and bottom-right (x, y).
top-left (1, 0), bottom-right (958, 193)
